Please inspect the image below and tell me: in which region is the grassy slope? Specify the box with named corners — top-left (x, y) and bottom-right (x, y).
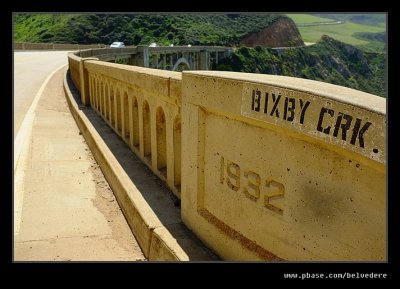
top-left (14, 14), bottom-right (77, 42)
top-left (311, 14), bottom-right (386, 27)
top-left (217, 36), bottom-right (386, 97)
top-left (285, 14), bottom-right (337, 24)
top-left (286, 14), bottom-right (386, 52)
top-left (14, 13), bottom-right (385, 97)
top-left (13, 13), bottom-right (283, 46)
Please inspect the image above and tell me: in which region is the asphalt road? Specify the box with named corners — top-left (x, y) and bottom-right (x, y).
top-left (14, 67), bottom-right (146, 261)
top-left (13, 51), bottom-right (71, 138)
top-left (13, 52), bottom-right (146, 261)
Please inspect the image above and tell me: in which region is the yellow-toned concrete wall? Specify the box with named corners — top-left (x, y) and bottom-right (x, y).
top-left (67, 51), bottom-right (386, 261)
top-left (68, 53), bottom-right (81, 93)
top-left (181, 71), bottom-right (386, 261)
top-left (83, 60), bottom-right (182, 198)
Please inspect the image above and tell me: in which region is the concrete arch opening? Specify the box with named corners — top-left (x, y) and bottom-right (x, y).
top-left (173, 115), bottom-right (181, 191)
top-left (110, 87), bottom-right (115, 127)
top-left (97, 80), bottom-right (101, 114)
top-left (93, 78), bottom-right (99, 111)
top-left (156, 107), bottom-right (167, 178)
top-left (91, 77), bottom-right (95, 109)
top-left (97, 79), bottom-right (101, 112)
top-left (96, 78), bottom-right (100, 112)
top-left (89, 76), bottom-right (94, 107)
top-left (93, 77), bottom-right (97, 110)
top-left (100, 81), bottom-right (104, 117)
top-left (143, 101), bottom-right (152, 161)
top-left (172, 57), bottom-right (191, 71)
top-left (123, 91), bottom-right (130, 142)
top-left (116, 89), bottom-right (122, 135)
top-left (105, 83), bottom-right (109, 120)
top-left (104, 83), bottom-right (107, 118)
top-left (131, 97), bottom-right (139, 148)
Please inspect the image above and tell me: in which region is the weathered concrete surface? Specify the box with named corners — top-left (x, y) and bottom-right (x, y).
top-left (181, 71), bottom-right (386, 261)
top-left (14, 67), bottom-right (145, 261)
top-left (67, 48), bottom-right (385, 261)
top-left (63, 70), bottom-right (219, 261)
top-left (83, 60), bottom-right (182, 198)
top-left (14, 51), bottom-right (71, 138)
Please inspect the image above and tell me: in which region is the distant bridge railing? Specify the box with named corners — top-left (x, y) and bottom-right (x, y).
top-left (14, 42), bottom-right (106, 50)
top-left (76, 46), bottom-right (232, 70)
top-left (68, 47), bottom-right (386, 261)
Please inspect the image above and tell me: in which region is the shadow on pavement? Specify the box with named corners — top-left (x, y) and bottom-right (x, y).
top-left (66, 70), bottom-right (219, 261)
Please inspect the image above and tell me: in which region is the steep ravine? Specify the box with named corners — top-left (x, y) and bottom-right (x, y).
top-left (240, 17), bottom-right (304, 48)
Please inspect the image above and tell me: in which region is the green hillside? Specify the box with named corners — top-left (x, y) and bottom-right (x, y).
top-left (285, 14), bottom-right (338, 24)
top-left (14, 13), bottom-right (386, 97)
top-left (217, 35), bottom-right (386, 97)
top-left (286, 14), bottom-right (386, 52)
top-left (311, 14), bottom-right (386, 27)
top-left (14, 13), bottom-right (284, 46)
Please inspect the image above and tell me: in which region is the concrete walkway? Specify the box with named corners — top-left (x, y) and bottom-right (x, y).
top-left (14, 67), bottom-right (146, 261)
top-left (14, 51), bottom-right (71, 138)
top-left (64, 71), bottom-right (219, 261)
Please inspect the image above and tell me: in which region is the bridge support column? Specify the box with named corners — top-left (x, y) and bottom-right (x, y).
top-left (132, 46), bottom-right (149, 67)
top-left (188, 53), bottom-right (192, 69)
top-left (194, 53), bottom-right (198, 70)
top-left (162, 54), bottom-right (166, 70)
top-left (152, 54), bottom-right (158, 69)
top-left (143, 47), bottom-right (149, 67)
top-left (199, 50), bottom-right (209, 70)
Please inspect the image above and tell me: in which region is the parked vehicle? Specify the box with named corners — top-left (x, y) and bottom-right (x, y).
top-left (110, 42), bottom-right (125, 48)
top-left (149, 42), bottom-right (158, 47)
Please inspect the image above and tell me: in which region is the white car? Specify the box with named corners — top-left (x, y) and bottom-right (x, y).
top-left (149, 42), bottom-right (158, 47)
top-left (110, 42), bottom-right (125, 48)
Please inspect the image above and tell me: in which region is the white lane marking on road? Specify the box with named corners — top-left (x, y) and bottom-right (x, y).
top-left (14, 63), bottom-right (67, 236)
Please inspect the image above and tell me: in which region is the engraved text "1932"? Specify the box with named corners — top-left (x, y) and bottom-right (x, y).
top-left (219, 155), bottom-right (284, 215)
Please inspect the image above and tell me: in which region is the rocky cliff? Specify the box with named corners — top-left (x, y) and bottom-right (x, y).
top-left (240, 17), bottom-right (304, 48)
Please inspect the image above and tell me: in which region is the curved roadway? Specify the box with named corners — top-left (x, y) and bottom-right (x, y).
top-left (13, 51), bottom-right (71, 138)
top-left (13, 50), bottom-right (146, 261)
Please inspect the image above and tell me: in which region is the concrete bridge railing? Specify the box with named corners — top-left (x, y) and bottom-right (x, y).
top-left (89, 61), bottom-right (182, 196)
top-left (14, 42), bottom-right (106, 50)
top-left (68, 48), bottom-right (386, 261)
top-left (75, 46), bottom-right (232, 71)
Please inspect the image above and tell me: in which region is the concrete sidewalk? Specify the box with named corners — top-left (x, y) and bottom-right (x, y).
top-left (14, 67), bottom-right (146, 261)
top-left (64, 70), bottom-right (219, 261)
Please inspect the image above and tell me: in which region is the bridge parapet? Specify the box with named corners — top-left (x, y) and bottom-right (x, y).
top-left (68, 53), bottom-right (81, 92)
top-left (73, 46), bottom-right (232, 70)
top-left (67, 48), bottom-right (386, 261)
top-left (14, 42), bottom-right (105, 50)
top-left (82, 59), bottom-right (182, 197)
top-left (181, 71), bottom-right (385, 261)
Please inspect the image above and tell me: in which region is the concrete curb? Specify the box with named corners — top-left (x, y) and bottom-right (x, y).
top-left (62, 70), bottom-right (188, 261)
